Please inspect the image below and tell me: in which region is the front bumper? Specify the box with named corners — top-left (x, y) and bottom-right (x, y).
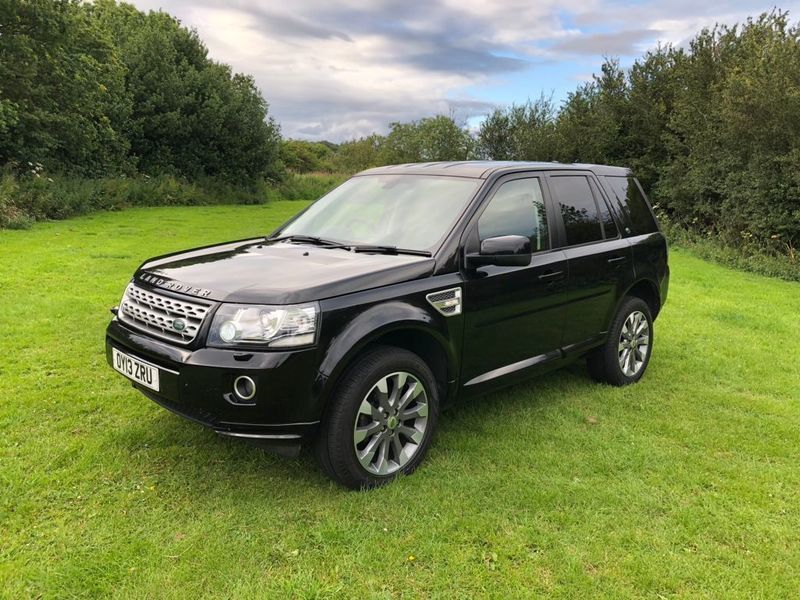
top-left (106, 319), bottom-right (323, 456)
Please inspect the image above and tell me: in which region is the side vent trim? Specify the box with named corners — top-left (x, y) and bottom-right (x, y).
top-left (426, 287), bottom-right (462, 317)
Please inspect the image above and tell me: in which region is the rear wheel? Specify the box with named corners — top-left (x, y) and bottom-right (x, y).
top-left (587, 296), bottom-right (653, 386)
top-left (315, 346), bottom-right (439, 489)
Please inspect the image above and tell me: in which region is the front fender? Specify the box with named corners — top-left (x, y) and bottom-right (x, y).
top-left (314, 300), bottom-right (460, 408)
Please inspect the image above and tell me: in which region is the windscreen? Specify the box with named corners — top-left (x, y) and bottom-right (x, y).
top-left (279, 175), bottom-right (481, 252)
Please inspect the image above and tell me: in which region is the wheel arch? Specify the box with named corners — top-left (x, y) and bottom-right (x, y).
top-left (362, 328), bottom-right (452, 404)
top-left (316, 303), bottom-right (459, 414)
top-left (622, 278), bottom-right (662, 319)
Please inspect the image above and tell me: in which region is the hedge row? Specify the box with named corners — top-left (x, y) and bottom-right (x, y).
top-left (0, 172), bottom-right (345, 230)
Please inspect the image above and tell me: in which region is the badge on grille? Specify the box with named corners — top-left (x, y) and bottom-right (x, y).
top-left (172, 318), bottom-right (187, 332)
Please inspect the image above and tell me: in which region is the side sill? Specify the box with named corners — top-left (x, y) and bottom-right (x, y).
top-left (464, 334), bottom-right (606, 388)
top-left (464, 350), bottom-right (562, 387)
top-left (561, 334), bottom-right (606, 356)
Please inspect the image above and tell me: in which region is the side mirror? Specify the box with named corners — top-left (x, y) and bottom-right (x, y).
top-left (466, 235), bottom-right (532, 268)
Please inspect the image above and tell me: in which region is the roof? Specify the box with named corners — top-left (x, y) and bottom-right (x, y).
top-left (357, 161), bottom-right (630, 179)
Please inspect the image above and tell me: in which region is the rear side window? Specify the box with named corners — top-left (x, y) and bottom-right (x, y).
top-left (591, 179), bottom-right (619, 238)
top-left (604, 176), bottom-right (659, 235)
top-left (478, 178), bottom-right (549, 252)
top-left (549, 175), bottom-right (603, 246)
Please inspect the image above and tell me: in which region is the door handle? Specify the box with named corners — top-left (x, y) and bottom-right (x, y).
top-left (538, 270), bottom-right (564, 281)
top-left (607, 256), bottom-right (628, 264)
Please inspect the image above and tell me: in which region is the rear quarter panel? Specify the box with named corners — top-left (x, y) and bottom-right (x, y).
top-left (630, 232), bottom-right (670, 312)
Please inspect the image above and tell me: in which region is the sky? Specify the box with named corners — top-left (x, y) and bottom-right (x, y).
top-left (128, 0), bottom-right (795, 141)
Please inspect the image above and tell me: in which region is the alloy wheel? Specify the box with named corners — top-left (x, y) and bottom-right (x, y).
top-left (618, 310), bottom-right (650, 377)
top-left (353, 371), bottom-right (429, 475)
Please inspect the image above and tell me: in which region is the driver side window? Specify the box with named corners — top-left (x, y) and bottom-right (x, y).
top-left (478, 178), bottom-right (549, 252)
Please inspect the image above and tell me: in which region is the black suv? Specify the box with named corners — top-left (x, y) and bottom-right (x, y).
top-left (106, 161), bottom-right (668, 489)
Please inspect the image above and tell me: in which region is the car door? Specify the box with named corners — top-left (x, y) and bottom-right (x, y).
top-left (460, 173), bottom-right (568, 391)
top-left (546, 172), bottom-right (634, 350)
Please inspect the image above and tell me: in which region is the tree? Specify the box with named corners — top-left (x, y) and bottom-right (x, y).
top-left (659, 11), bottom-right (800, 248)
top-left (91, 0), bottom-right (281, 182)
top-left (379, 115), bottom-right (474, 164)
top-left (477, 95), bottom-right (558, 161)
top-left (280, 140), bottom-right (336, 173)
top-left (0, 0), bottom-right (282, 181)
top-left (624, 45), bottom-right (682, 192)
top-left (329, 135), bottom-right (384, 173)
top-left (476, 109), bottom-right (513, 160)
top-left (555, 59), bottom-right (628, 165)
top-left (0, 0), bottom-right (131, 175)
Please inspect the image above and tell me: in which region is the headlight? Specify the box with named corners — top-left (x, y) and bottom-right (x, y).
top-left (208, 302), bottom-right (319, 348)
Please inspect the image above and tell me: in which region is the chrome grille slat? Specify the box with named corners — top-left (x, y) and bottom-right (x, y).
top-left (118, 283), bottom-right (211, 344)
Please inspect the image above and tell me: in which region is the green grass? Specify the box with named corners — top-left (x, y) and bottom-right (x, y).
top-left (2, 203), bottom-right (799, 598)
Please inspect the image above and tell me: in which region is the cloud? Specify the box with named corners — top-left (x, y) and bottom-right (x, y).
top-left (155, 0), bottom-right (540, 138)
top-left (128, 0), bottom-right (800, 140)
top-left (549, 29), bottom-right (658, 55)
top-left (244, 8), bottom-right (353, 42)
top-left (404, 48), bottom-right (529, 75)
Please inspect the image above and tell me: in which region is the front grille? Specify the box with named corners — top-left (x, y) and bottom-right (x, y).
top-left (119, 283), bottom-right (212, 344)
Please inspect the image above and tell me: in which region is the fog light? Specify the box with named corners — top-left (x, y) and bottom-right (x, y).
top-left (233, 375), bottom-right (256, 401)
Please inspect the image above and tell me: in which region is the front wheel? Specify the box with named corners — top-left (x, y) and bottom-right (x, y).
top-left (587, 296), bottom-right (654, 386)
top-left (315, 346), bottom-right (439, 490)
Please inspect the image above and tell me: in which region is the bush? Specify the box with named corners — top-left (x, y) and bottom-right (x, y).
top-left (0, 171), bottom-right (345, 229)
top-left (659, 214), bottom-right (800, 282)
top-left (267, 172), bottom-right (346, 201)
top-left (0, 174), bottom-right (33, 229)
top-left (279, 140), bottom-right (337, 173)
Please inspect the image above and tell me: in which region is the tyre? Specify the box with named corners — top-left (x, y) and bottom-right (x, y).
top-left (587, 296), bottom-right (653, 386)
top-left (315, 346), bottom-right (439, 490)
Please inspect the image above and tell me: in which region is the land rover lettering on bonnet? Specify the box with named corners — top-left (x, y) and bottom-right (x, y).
top-left (106, 161), bottom-right (669, 489)
top-left (137, 273), bottom-right (213, 298)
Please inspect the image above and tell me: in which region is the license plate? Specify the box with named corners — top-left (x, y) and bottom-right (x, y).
top-left (112, 348), bottom-right (160, 392)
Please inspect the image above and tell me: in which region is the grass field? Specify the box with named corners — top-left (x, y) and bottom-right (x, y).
top-left (2, 203), bottom-right (799, 598)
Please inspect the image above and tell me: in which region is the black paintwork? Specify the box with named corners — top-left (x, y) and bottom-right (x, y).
top-left (138, 240), bottom-right (435, 304)
top-left (467, 234), bottom-right (532, 268)
top-left (106, 161), bottom-right (669, 454)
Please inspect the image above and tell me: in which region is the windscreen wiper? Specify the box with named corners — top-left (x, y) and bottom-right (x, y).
top-left (350, 244), bottom-right (432, 257)
top-left (267, 234), bottom-right (349, 249)
top-left (269, 235), bottom-right (432, 257)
